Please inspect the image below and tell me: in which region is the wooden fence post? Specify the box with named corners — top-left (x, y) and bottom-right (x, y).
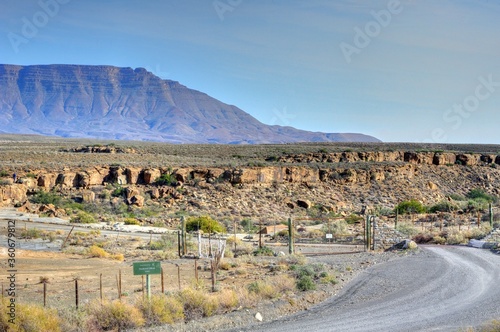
top-left (194, 260), bottom-right (198, 283)
top-left (161, 267), bottom-right (165, 294)
top-left (75, 279), bottom-right (79, 309)
top-left (100, 273), bottom-right (103, 303)
top-left (43, 282), bottom-right (47, 307)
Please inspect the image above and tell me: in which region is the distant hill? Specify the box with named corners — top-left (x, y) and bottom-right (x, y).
top-left (0, 64), bottom-right (380, 144)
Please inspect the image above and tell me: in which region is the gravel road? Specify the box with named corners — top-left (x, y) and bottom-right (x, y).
top-left (227, 246), bottom-right (500, 332)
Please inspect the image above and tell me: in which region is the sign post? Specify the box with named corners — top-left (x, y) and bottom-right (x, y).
top-left (133, 261), bottom-right (161, 299)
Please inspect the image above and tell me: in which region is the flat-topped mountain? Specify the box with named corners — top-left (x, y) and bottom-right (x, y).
top-left (0, 64), bottom-right (380, 144)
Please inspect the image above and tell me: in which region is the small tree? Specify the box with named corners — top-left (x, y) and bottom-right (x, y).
top-left (395, 199), bottom-right (427, 215)
top-left (185, 216), bottom-right (226, 233)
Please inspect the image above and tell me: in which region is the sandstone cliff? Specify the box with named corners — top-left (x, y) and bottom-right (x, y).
top-left (1, 150), bottom-right (499, 221)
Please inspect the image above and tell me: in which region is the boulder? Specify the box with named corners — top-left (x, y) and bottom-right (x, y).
top-left (126, 167), bottom-right (142, 184)
top-left (150, 188), bottom-right (160, 199)
top-left (125, 187), bottom-right (140, 199)
top-left (37, 174), bottom-right (57, 188)
top-left (455, 154), bottom-right (479, 166)
top-left (388, 239), bottom-right (418, 251)
top-left (297, 199), bottom-right (312, 209)
top-left (82, 191), bottom-right (96, 202)
top-left (143, 169), bottom-right (161, 184)
top-left (128, 195), bottom-right (144, 207)
top-left (433, 153), bottom-right (456, 165)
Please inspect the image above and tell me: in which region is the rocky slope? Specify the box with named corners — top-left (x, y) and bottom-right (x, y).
top-left (0, 64), bottom-right (379, 144)
top-left (1, 149), bottom-right (500, 223)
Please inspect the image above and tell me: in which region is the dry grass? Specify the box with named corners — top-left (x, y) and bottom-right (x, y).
top-left (136, 294), bottom-right (184, 326)
top-left (177, 288), bottom-right (219, 320)
top-left (85, 299), bottom-right (145, 331)
top-left (0, 297), bottom-right (61, 332)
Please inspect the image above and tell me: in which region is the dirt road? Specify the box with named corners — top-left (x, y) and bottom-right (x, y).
top-left (227, 246), bottom-right (500, 332)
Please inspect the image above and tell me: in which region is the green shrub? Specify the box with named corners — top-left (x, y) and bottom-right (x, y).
top-left (30, 190), bottom-right (62, 206)
top-left (124, 217), bottom-right (140, 225)
top-left (291, 265), bottom-right (315, 278)
top-left (448, 193), bottom-right (466, 201)
top-left (320, 273), bottom-right (338, 285)
top-left (70, 211), bottom-right (96, 224)
top-left (467, 188), bottom-right (497, 203)
top-left (185, 216), bottom-right (226, 233)
top-left (0, 170), bottom-right (9, 177)
top-left (155, 173), bottom-right (177, 186)
top-left (20, 228), bottom-right (43, 239)
top-left (429, 201), bottom-right (458, 213)
top-left (253, 246), bottom-right (274, 256)
top-left (344, 214), bottom-right (364, 224)
top-left (395, 199), bottom-right (427, 214)
top-left (111, 186), bottom-right (125, 198)
top-left (296, 275), bottom-right (316, 291)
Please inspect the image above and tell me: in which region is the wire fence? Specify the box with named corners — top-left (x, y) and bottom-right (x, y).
top-left (1, 258), bottom-right (215, 310)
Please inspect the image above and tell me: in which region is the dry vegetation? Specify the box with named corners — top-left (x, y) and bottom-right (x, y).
top-left (1, 135), bottom-right (500, 331)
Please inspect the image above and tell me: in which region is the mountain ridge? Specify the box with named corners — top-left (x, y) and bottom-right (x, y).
top-left (0, 64), bottom-right (380, 144)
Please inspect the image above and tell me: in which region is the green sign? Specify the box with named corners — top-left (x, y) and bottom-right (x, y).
top-left (133, 261), bottom-right (161, 275)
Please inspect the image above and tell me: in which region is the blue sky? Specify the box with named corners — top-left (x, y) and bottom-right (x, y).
top-left (1, 0), bottom-right (499, 143)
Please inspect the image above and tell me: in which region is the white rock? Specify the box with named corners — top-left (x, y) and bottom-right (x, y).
top-left (255, 312), bottom-right (263, 322)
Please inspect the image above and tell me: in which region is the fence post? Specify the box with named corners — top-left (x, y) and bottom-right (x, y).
top-left (161, 267), bottom-right (165, 294)
top-left (75, 279), bottom-right (79, 309)
top-left (100, 273), bottom-right (103, 303)
top-left (43, 282), bottom-right (47, 307)
top-left (194, 260), bottom-right (198, 283)
top-left (365, 215), bottom-right (371, 251)
top-left (288, 217), bottom-right (294, 254)
top-left (61, 225), bottom-right (75, 249)
top-left (371, 216), bottom-right (376, 251)
top-left (177, 231), bottom-right (181, 258)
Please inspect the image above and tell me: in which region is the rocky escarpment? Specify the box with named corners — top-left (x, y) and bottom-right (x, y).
top-left (273, 150), bottom-right (500, 166)
top-left (1, 150), bottom-right (500, 221)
